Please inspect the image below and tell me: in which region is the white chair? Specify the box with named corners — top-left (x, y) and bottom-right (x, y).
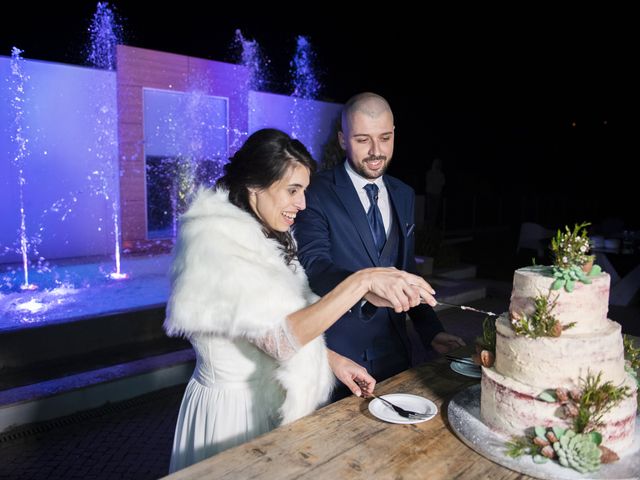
top-left (516, 222), bottom-right (554, 258)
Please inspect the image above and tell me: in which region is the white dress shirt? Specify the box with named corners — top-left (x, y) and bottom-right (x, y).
top-left (344, 160), bottom-right (391, 236)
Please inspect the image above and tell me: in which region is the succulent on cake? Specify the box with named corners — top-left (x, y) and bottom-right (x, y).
top-left (507, 425), bottom-right (623, 473)
top-left (553, 429), bottom-right (602, 473)
top-left (510, 292), bottom-right (574, 338)
top-left (473, 316), bottom-right (496, 367)
top-left (550, 223), bottom-right (602, 292)
top-left (514, 372), bottom-right (633, 471)
top-left (506, 426), bottom-right (611, 472)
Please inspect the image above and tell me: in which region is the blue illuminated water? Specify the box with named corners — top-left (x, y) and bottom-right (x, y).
top-left (291, 35), bottom-right (320, 100)
top-left (86, 1), bottom-right (126, 280)
top-left (0, 255), bottom-right (170, 332)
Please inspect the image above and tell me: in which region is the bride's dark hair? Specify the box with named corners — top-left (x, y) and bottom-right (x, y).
top-left (217, 128), bottom-right (316, 264)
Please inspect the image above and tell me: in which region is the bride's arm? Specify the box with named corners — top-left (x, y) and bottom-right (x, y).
top-left (250, 329), bottom-right (375, 397)
top-left (287, 268), bottom-right (434, 346)
top-left (250, 323), bottom-right (300, 361)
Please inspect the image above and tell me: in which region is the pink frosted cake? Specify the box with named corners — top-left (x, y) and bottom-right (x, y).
top-left (481, 265), bottom-right (638, 454)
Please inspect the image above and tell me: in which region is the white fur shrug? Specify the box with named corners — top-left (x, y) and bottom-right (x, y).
top-left (164, 188), bottom-right (334, 424)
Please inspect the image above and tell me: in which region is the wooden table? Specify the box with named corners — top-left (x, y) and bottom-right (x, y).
top-left (164, 359), bottom-right (534, 479)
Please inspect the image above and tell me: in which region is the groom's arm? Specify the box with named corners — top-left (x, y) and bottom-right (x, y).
top-left (294, 187), bottom-right (354, 296)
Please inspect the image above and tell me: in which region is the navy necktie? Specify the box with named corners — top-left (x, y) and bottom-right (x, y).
top-left (364, 183), bottom-right (386, 254)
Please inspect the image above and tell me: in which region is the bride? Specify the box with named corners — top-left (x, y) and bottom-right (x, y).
top-left (164, 128), bottom-right (435, 472)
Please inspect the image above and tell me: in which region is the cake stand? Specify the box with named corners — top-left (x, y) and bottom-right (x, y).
top-left (448, 384), bottom-right (640, 480)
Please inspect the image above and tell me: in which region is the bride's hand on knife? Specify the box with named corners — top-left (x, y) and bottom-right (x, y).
top-left (363, 268), bottom-right (436, 311)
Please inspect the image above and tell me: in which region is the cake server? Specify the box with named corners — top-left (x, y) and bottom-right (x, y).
top-left (436, 301), bottom-right (498, 317)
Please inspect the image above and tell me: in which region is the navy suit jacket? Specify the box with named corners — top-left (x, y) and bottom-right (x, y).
top-left (294, 162), bottom-right (444, 369)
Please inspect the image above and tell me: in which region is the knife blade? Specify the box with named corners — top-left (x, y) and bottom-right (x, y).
top-left (436, 301), bottom-right (498, 317)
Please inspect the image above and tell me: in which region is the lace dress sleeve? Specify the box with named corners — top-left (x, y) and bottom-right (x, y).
top-left (250, 320), bottom-right (301, 361)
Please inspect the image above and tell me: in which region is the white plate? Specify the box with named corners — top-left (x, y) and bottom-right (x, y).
top-left (450, 359), bottom-right (482, 378)
top-left (368, 393), bottom-right (437, 424)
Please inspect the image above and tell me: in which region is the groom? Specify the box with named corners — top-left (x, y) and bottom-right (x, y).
top-left (295, 92), bottom-right (464, 399)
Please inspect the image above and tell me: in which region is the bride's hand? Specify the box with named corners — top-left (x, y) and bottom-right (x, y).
top-left (362, 268), bottom-right (436, 313)
top-left (327, 350), bottom-right (376, 397)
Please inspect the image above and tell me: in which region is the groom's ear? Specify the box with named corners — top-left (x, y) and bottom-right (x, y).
top-left (338, 131), bottom-right (347, 150)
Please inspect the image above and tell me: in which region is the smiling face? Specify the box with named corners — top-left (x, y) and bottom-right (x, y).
top-left (339, 105), bottom-right (394, 180)
top-left (249, 162), bottom-right (310, 232)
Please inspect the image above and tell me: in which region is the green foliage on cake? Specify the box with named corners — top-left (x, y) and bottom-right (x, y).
top-left (476, 316), bottom-right (496, 353)
top-left (510, 292), bottom-right (575, 338)
top-left (572, 372), bottom-right (632, 433)
top-left (537, 372), bottom-right (631, 433)
top-left (549, 223), bottom-right (601, 292)
top-left (624, 335), bottom-right (640, 406)
top-left (624, 335), bottom-right (640, 372)
top-left (507, 372), bottom-right (631, 472)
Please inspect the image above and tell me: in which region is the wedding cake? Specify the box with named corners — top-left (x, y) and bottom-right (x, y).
top-left (479, 224), bottom-right (638, 466)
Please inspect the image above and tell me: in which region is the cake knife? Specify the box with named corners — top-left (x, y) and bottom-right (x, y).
top-left (436, 301), bottom-right (498, 317)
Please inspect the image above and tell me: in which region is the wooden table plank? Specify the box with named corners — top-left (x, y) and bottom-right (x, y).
top-left (164, 360), bottom-right (534, 479)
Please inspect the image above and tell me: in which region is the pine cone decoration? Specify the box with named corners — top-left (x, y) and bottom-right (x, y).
top-left (533, 436), bottom-right (550, 447)
top-left (540, 445), bottom-right (555, 458)
top-left (480, 350), bottom-right (495, 367)
top-left (569, 389), bottom-right (582, 402)
top-left (563, 402), bottom-right (579, 418)
top-left (546, 431), bottom-right (559, 443)
top-left (555, 388), bottom-right (569, 403)
top-left (550, 321), bottom-right (563, 337)
top-left (581, 256), bottom-right (595, 274)
top-left (598, 445), bottom-right (619, 464)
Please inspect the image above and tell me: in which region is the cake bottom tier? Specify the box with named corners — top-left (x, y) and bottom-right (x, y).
top-left (481, 367), bottom-right (638, 453)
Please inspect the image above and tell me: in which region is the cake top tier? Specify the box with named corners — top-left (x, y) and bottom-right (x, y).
top-left (510, 266), bottom-right (610, 335)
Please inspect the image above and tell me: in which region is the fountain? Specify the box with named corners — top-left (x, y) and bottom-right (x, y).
top-left (0, 7), bottom-right (340, 334)
top-left (224, 29), bottom-right (272, 152)
top-left (289, 35), bottom-right (324, 157)
top-left (234, 29), bottom-right (270, 92)
top-left (0, 3), bottom-right (147, 331)
top-left (291, 35), bottom-right (321, 100)
top-left (8, 48), bottom-right (37, 291)
top-left (86, 2), bottom-right (127, 280)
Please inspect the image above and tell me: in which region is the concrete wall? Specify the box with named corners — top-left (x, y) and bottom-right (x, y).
top-left (248, 91), bottom-right (342, 161)
top-left (0, 57), bottom-right (118, 263)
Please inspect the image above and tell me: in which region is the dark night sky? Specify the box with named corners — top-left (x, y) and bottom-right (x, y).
top-left (2, 4), bottom-right (638, 225)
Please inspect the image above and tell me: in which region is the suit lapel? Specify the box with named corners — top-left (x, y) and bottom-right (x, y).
top-left (384, 177), bottom-right (410, 238)
top-left (384, 176), bottom-right (411, 267)
top-left (333, 165), bottom-right (380, 266)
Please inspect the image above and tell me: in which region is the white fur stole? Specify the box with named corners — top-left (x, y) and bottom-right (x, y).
top-left (164, 188), bottom-right (334, 423)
